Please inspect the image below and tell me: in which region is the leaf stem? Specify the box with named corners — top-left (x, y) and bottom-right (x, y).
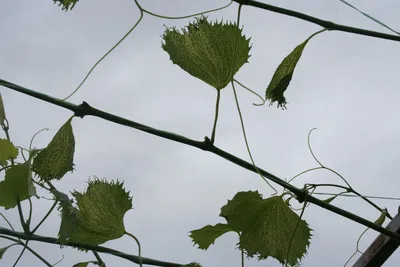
top-left (210, 90), bottom-right (221, 144)
top-left (125, 231), bottom-right (142, 267)
top-left (233, 79), bottom-right (265, 106)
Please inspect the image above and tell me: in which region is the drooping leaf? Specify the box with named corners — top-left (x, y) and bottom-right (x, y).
top-left (162, 15), bottom-right (251, 90)
top-left (265, 30), bottom-right (325, 109)
top-left (190, 223), bottom-right (234, 250)
top-left (69, 178), bottom-right (133, 246)
top-left (0, 245), bottom-right (11, 259)
top-left (32, 118), bottom-right (75, 181)
top-left (72, 261), bottom-right (98, 267)
top-left (220, 191), bottom-right (312, 266)
top-left (0, 139), bottom-right (18, 165)
top-left (53, 0), bottom-right (79, 11)
top-left (0, 93), bottom-right (6, 124)
top-left (54, 190), bottom-right (79, 244)
top-left (0, 163), bottom-right (37, 209)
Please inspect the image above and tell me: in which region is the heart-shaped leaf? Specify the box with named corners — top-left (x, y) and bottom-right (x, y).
top-left (162, 16), bottom-right (251, 90)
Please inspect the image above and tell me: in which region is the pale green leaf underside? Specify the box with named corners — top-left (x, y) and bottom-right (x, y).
top-left (32, 118), bottom-right (75, 181)
top-left (220, 191), bottom-right (312, 266)
top-left (266, 30), bottom-right (325, 109)
top-left (162, 16), bottom-right (251, 90)
top-left (0, 163), bottom-right (37, 209)
top-left (0, 138), bottom-right (18, 165)
top-left (69, 178), bottom-right (133, 246)
top-left (190, 223), bottom-right (234, 250)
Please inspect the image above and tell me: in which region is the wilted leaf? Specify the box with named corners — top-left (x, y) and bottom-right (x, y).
top-left (0, 139), bottom-right (18, 165)
top-left (55, 190), bottom-right (79, 244)
top-left (190, 223), bottom-right (234, 250)
top-left (53, 0), bottom-right (79, 11)
top-left (69, 178), bottom-right (133, 246)
top-left (32, 118), bottom-right (75, 181)
top-left (162, 16), bottom-right (251, 90)
top-left (266, 30), bottom-right (325, 109)
top-left (220, 191), bottom-right (312, 266)
top-left (0, 163), bottom-right (37, 209)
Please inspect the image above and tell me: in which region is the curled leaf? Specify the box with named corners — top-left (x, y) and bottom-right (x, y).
top-left (162, 16), bottom-right (251, 90)
top-left (190, 223), bottom-right (234, 250)
top-left (0, 93), bottom-right (6, 124)
top-left (32, 118), bottom-right (75, 181)
top-left (266, 29), bottom-right (325, 109)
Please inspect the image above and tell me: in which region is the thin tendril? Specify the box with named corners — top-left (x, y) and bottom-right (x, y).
top-left (313, 192), bottom-right (400, 201)
top-left (139, 0), bottom-right (233, 20)
top-left (29, 128), bottom-right (49, 152)
top-left (62, 9), bottom-right (144, 101)
top-left (231, 81), bottom-right (277, 194)
top-left (233, 79), bottom-right (266, 106)
top-left (0, 213), bottom-right (15, 231)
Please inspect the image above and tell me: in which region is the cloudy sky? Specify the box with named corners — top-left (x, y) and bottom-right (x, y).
top-left (1, 0), bottom-right (400, 266)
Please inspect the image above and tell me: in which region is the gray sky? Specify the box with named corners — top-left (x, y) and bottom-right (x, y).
top-left (1, 0), bottom-right (400, 266)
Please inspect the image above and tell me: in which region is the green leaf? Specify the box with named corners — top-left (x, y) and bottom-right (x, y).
top-left (69, 178), bottom-right (133, 246)
top-left (322, 195), bottom-right (337, 204)
top-left (53, 0), bottom-right (78, 11)
top-left (55, 190), bottom-right (79, 244)
top-left (265, 30), bottom-right (325, 109)
top-left (0, 139), bottom-right (18, 165)
top-left (32, 118), bottom-right (75, 181)
top-left (0, 245), bottom-right (11, 259)
top-left (220, 191), bottom-right (312, 266)
top-left (162, 15), bottom-right (251, 90)
top-left (72, 261), bottom-right (98, 267)
top-left (374, 211), bottom-right (386, 226)
top-left (190, 223), bottom-right (234, 250)
top-left (0, 163), bottom-right (37, 209)
top-left (0, 93), bottom-right (6, 124)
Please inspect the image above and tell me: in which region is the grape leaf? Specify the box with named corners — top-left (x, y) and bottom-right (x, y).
top-left (265, 30), bottom-right (325, 109)
top-left (55, 190), bottom-right (79, 244)
top-left (69, 178), bottom-right (133, 246)
top-left (0, 163), bottom-right (37, 209)
top-left (32, 118), bottom-right (75, 181)
top-left (190, 223), bottom-right (234, 250)
top-left (0, 139), bottom-right (18, 165)
top-left (53, 0), bottom-right (79, 11)
top-left (162, 15), bottom-right (251, 90)
top-left (220, 191), bottom-right (312, 266)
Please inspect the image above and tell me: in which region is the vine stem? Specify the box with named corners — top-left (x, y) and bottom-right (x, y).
top-left (125, 231), bottom-right (142, 267)
top-left (235, 0), bottom-right (400, 42)
top-left (210, 90), bottom-right (221, 144)
top-left (1, 78), bottom-right (400, 243)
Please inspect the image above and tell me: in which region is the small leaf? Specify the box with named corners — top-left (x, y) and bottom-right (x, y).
top-left (53, 0), bottom-right (79, 11)
top-left (322, 195), bottom-right (337, 204)
top-left (32, 118), bottom-right (75, 181)
top-left (184, 263), bottom-right (202, 267)
top-left (69, 178), bottom-right (133, 246)
top-left (55, 190), bottom-right (79, 244)
top-left (220, 191), bottom-right (312, 266)
top-left (0, 139), bottom-right (18, 165)
top-left (0, 93), bottom-right (6, 124)
top-left (162, 16), bottom-right (251, 90)
top-left (190, 223), bottom-right (234, 250)
top-left (72, 261), bottom-right (99, 267)
top-left (0, 163), bottom-right (37, 209)
top-left (374, 211), bottom-right (386, 226)
top-left (0, 245), bottom-right (11, 259)
top-left (265, 30), bottom-right (325, 109)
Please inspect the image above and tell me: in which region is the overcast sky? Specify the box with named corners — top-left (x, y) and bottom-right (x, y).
top-left (1, 0), bottom-right (400, 266)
